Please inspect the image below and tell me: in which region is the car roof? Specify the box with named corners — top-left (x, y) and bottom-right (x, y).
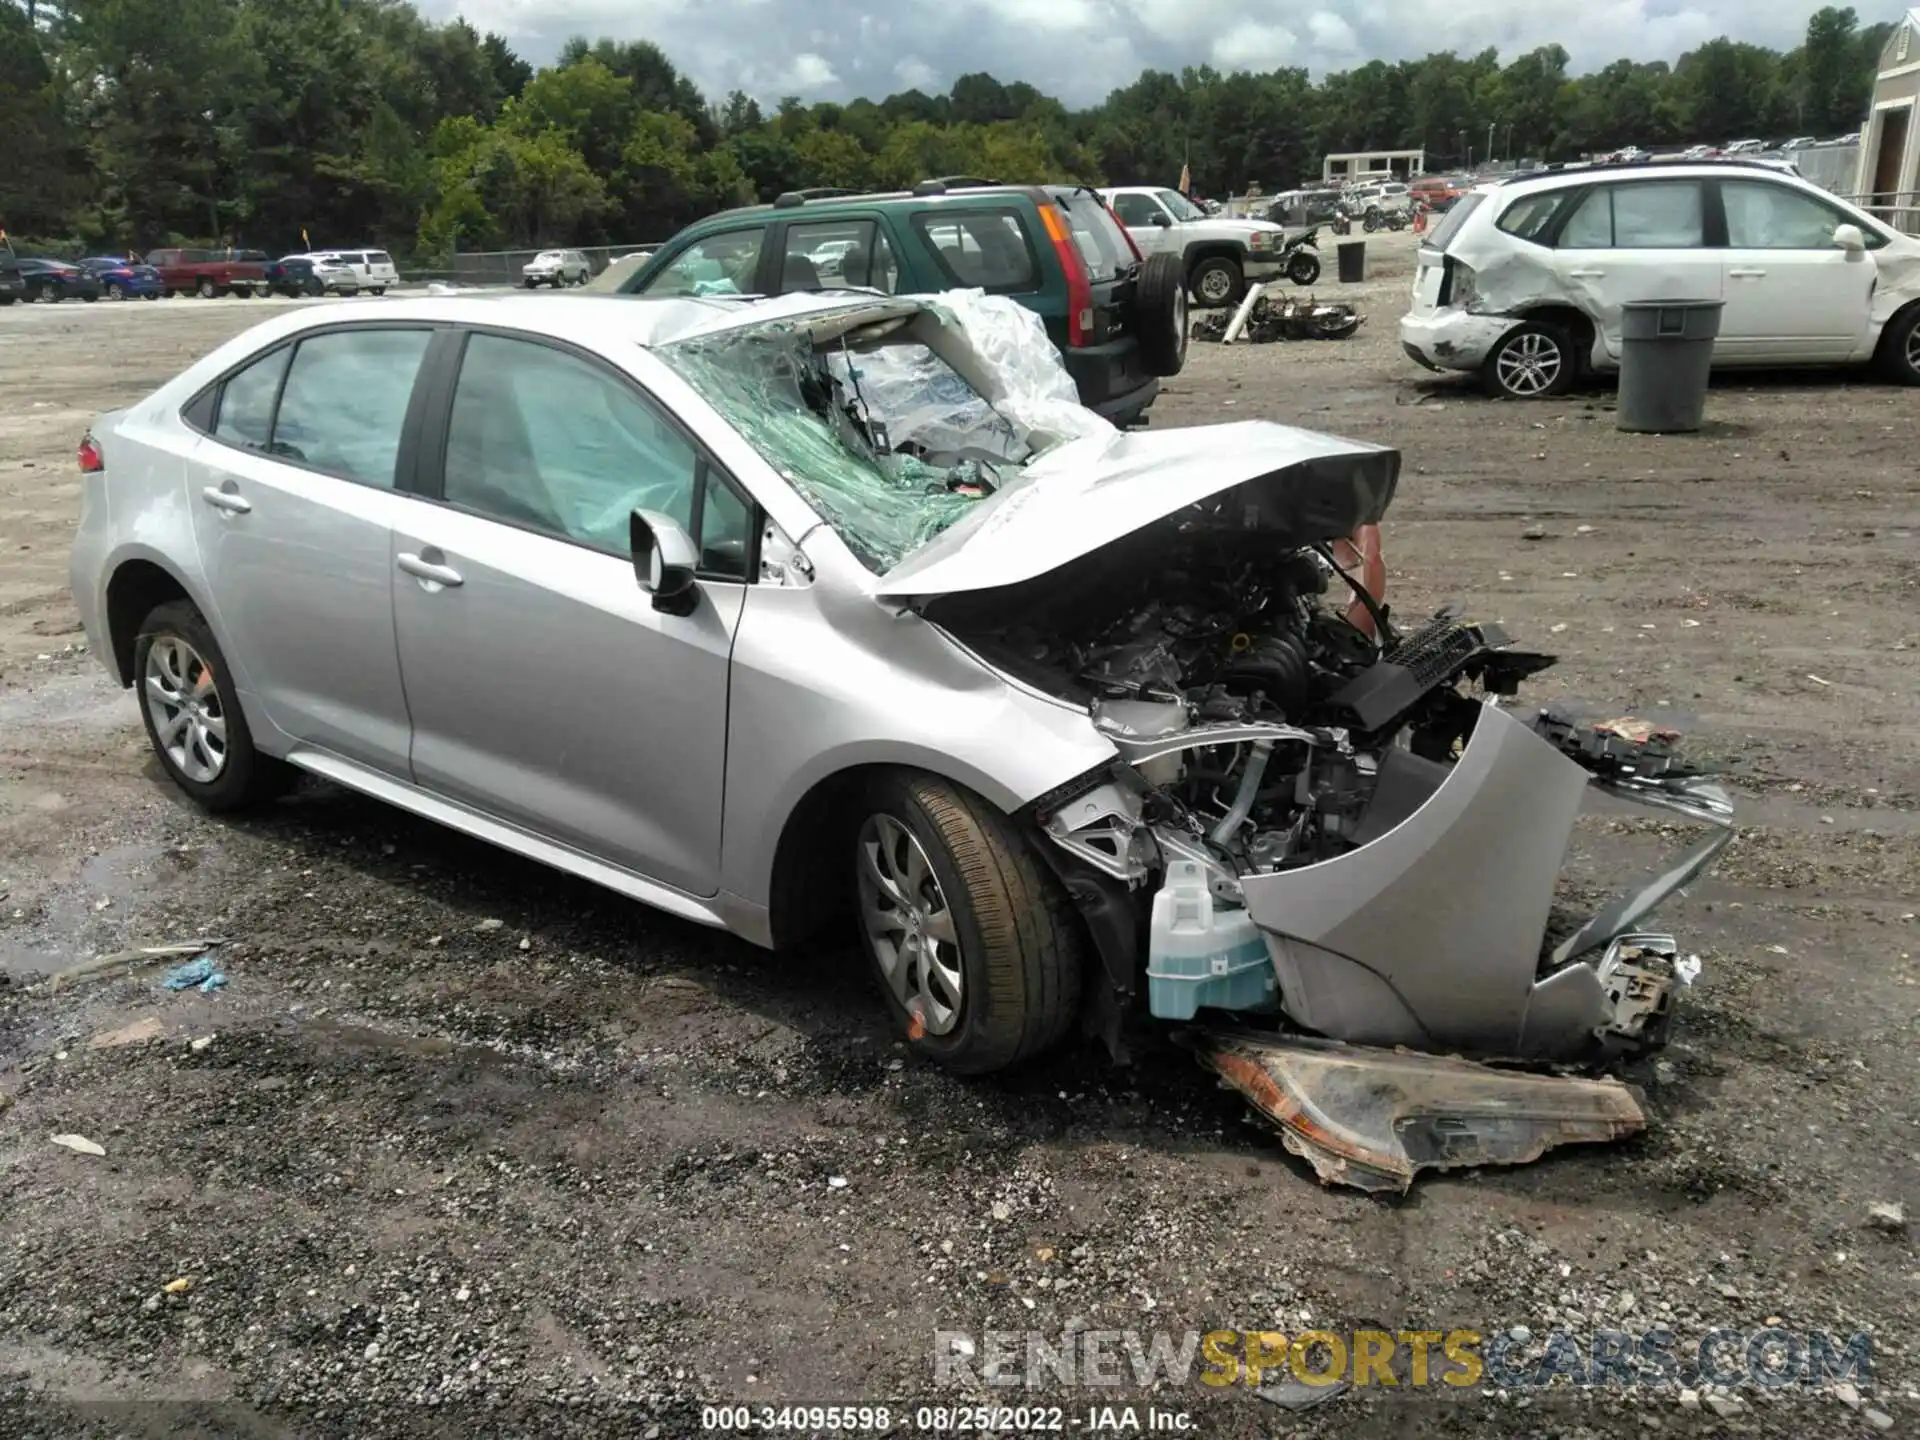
top-left (199, 290), bottom-right (910, 353)
top-left (684, 180), bottom-right (1053, 231)
top-left (1487, 158), bottom-right (1815, 194)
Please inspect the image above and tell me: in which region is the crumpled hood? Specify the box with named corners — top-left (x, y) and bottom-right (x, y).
top-left (874, 421), bottom-right (1398, 600)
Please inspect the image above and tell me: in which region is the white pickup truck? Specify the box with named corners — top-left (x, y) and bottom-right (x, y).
top-left (1098, 186), bottom-right (1294, 306)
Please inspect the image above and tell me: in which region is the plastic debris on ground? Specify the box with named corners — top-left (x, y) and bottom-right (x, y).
top-left (1192, 291), bottom-right (1364, 344)
top-left (161, 956), bottom-right (227, 993)
top-left (50, 1134), bottom-right (107, 1157)
top-left (45, 938), bottom-right (225, 993)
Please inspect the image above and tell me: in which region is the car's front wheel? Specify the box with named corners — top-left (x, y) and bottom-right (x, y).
top-left (854, 771), bottom-right (1082, 1074)
top-left (1483, 322), bottom-right (1576, 399)
top-left (1189, 255), bottom-right (1244, 308)
top-left (1877, 304), bottom-right (1920, 385)
top-left (134, 600), bottom-right (295, 813)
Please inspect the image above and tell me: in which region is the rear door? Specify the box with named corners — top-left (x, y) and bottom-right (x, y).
top-left (1714, 178), bottom-right (1877, 361)
top-left (766, 216), bottom-right (901, 294)
top-left (185, 324), bottom-right (438, 774)
top-left (1548, 178), bottom-right (1722, 360)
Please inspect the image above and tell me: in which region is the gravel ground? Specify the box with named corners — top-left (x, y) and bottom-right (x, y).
top-left (1, 240), bottom-right (1918, 1438)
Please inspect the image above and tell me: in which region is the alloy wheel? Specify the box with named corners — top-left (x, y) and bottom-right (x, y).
top-left (1907, 323), bottom-right (1920, 375)
top-left (143, 635), bottom-right (227, 784)
top-left (1496, 331), bottom-right (1563, 397)
top-left (856, 813), bottom-right (963, 1036)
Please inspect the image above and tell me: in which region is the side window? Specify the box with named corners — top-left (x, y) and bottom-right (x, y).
top-left (271, 328), bottom-right (432, 487)
top-left (1722, 181), bottom-right (1865, 249)
top-left (1109, 193), bottom-right (1163, 228)
top-left (442, 332), bottom-right (752, 574)
top-left (1558, 182), bottom-right (1704, 249)
top-left (1494, 192), bottom-right (1566, 243)
top-left (911, 210), bottom-right (1037, 292)
top-left (212, 346), bottom-right (290, 449)
top-left (641, 230), bottom-right (766, 297)
top-left (779, 219), bottom-right (898, 294)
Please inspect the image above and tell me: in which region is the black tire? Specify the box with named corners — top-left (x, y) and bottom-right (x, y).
top-left (854, 770), bottom-right (1082, 1075)
top-left (1188, 254), bottom-right (1244, 308)
top-left (133, 600), bottom-right (296, 813)
top-left (1287, 250), bottom-right (1321, 286)
top-left (306, 277), bottom-right (324, 297)
top-left (196, 277), bottom-right (217, 299)
top-left (1876, 305), bottom-right (1920, 385)
top-left (1134, 250), bottom-right (1188, 377)
top-left (1482, 322), bottom-right (1577, 399)
top-left (81, 292), bottom-right (98, 303)
top-left (370, 287), bottom-right (385, 296)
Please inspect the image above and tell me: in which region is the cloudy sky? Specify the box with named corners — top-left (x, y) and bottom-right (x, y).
top-left (433, 1), bottom-right (1853, 108)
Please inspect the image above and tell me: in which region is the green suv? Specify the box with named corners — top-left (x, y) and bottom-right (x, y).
top-left (616, 179), bottom-right (1188, 425)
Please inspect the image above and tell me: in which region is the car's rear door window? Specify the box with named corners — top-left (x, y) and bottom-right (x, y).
top-left (778, 220), bottom-right (899, 294)
top-left (271, 328), bottom-right (432, 487)
top-left (1560, 181), bottom-right (1705, 248)
top-left (911, 210), bottom-right (1037, 293)
top-left (213, 347), bottom-right (291, 450)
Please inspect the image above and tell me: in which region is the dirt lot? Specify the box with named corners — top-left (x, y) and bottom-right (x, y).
top-left (2, 243), bottom-right (1919, 1438)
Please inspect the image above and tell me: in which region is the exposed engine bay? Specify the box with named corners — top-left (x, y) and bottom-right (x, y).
top-left (929, 494), bottom-right (1735, 1150)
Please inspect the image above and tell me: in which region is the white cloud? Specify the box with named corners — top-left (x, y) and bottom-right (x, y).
top-left (423, 0), bottom-right (1846, 108)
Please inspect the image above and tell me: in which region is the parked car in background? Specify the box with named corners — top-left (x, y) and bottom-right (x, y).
top-left (1400, 160), bottom-right (1920, 397)
top-left (1781, 136), bottom-right (1818, 151)
top-left (521, 249), bottom-right (591, 287)
top-left (80, 257), bottom-right (163, 300)
top-left (0, 251), bottom-right (24, 305)
top-left (619, 180), bottom-right (1188, 425)
top-left (314, 249), bottom-right (397, 294)
top-left (144, 248), bottom-right (269, 299)
top-left (1099, 184), bottom-right (1290, 306)
top-left (265, 254), bottom-right (360, 297)
top-left (1680, 144), bottom-right (1719, 159)
top-left (15, 258), bottom-right (102, 303)
top-left (1722, 139), bottom-right (1766, 155)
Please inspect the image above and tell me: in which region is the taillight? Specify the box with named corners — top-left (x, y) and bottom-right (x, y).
top-left (77, 433), bottom-right (104, 473)
top-left (1038, 203), bottom-right (1094, 346)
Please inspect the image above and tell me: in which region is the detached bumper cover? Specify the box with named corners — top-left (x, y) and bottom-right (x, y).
top-left (1239, 703), bottom-right (1732, 1060)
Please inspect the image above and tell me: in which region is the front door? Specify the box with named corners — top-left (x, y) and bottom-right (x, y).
top-left (1108, 191), bottom-right (1175, 256)
top-left (1715, 179), bottom-right (1877, 361)
top-left (186, 325), bottom-right (435, 775)
top-left (1548, 178), bottom-right (1723, 361)
top-left (391, 329), bottom-right (755, 895)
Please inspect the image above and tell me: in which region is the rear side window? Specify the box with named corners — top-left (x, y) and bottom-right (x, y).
top-left (1560, 181), bottom-right (1705, 249)
top-left (778, 219), bottom-right (900, 294)
top-left (912, 210), bottom-right (1037, 293)
top-left (272, 329), bottom-right (432, 487)
top-left (368, 251), bottom-right (393, 266)
top-left (1424, 193), bottom-right (1485, 251)
top-left (213, 347), bottom-right (290, 450)
top-left (1494, 191), bottom-right (1565, 243)
top-left (1051, 191), bottom-right (1132, 280)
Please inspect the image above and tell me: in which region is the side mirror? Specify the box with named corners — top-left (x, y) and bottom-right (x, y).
top-left (1151, 212), bottom-right (1173, 228)
top-left (630, 508), bottom-right (700, 616)
top-left (1833, 223), bottom-right (1867, 252)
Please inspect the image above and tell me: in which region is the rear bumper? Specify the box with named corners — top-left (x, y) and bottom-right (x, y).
top-left (1062, 340), bottom-right (1161, 418)
top-left (1398, 309), bottom-right (1517, 373)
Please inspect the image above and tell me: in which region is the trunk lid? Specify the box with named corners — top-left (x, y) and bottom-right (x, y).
top-left (875, 421), bottom-right (1397, 600)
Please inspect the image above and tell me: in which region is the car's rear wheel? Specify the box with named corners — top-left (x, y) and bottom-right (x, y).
top-left (108, 282), bottom-right (126, 300)
top-left (196, 278), bottom-right (217, 299)
top-left (854, 770), bottom-right (1082, 1075)
top-left (1189, 255), bottom-right (1244, 308)
top-left (1483, 322), bottom-right (1575, 399)
top-left (1876, 305), bottom-right (1920, 385)
top-left (134, 600), bottom-right (295, 813)
top-left (1135, 251), bottom-right (1189, 377)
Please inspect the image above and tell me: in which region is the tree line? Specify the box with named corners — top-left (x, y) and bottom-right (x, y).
top-left (0, 0), bottom-right (1894, 261)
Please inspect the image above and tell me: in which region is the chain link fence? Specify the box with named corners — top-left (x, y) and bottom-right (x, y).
top-left (406, 242), bottom-right (666, 288)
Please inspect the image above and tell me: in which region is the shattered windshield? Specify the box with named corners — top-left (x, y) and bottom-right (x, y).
top-left (659, 317), bottom-right (1029, 573)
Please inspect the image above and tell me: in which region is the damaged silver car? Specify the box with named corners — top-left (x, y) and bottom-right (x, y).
top-left (72, 287), bottom-right (1732, 1188)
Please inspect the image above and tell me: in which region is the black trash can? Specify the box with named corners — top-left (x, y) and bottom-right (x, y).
top-left (1335, 240), bottom-right (1367, 283)
top-left (1617, 299), bottom-right (1723, 434)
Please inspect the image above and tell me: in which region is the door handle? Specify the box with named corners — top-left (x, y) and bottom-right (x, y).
top-left (1728, 267), bottom-right (1768, 278)
top-left (397, 551), bottom-right (464, 588)
top-left (200, 484), bottom-right (251, 514)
